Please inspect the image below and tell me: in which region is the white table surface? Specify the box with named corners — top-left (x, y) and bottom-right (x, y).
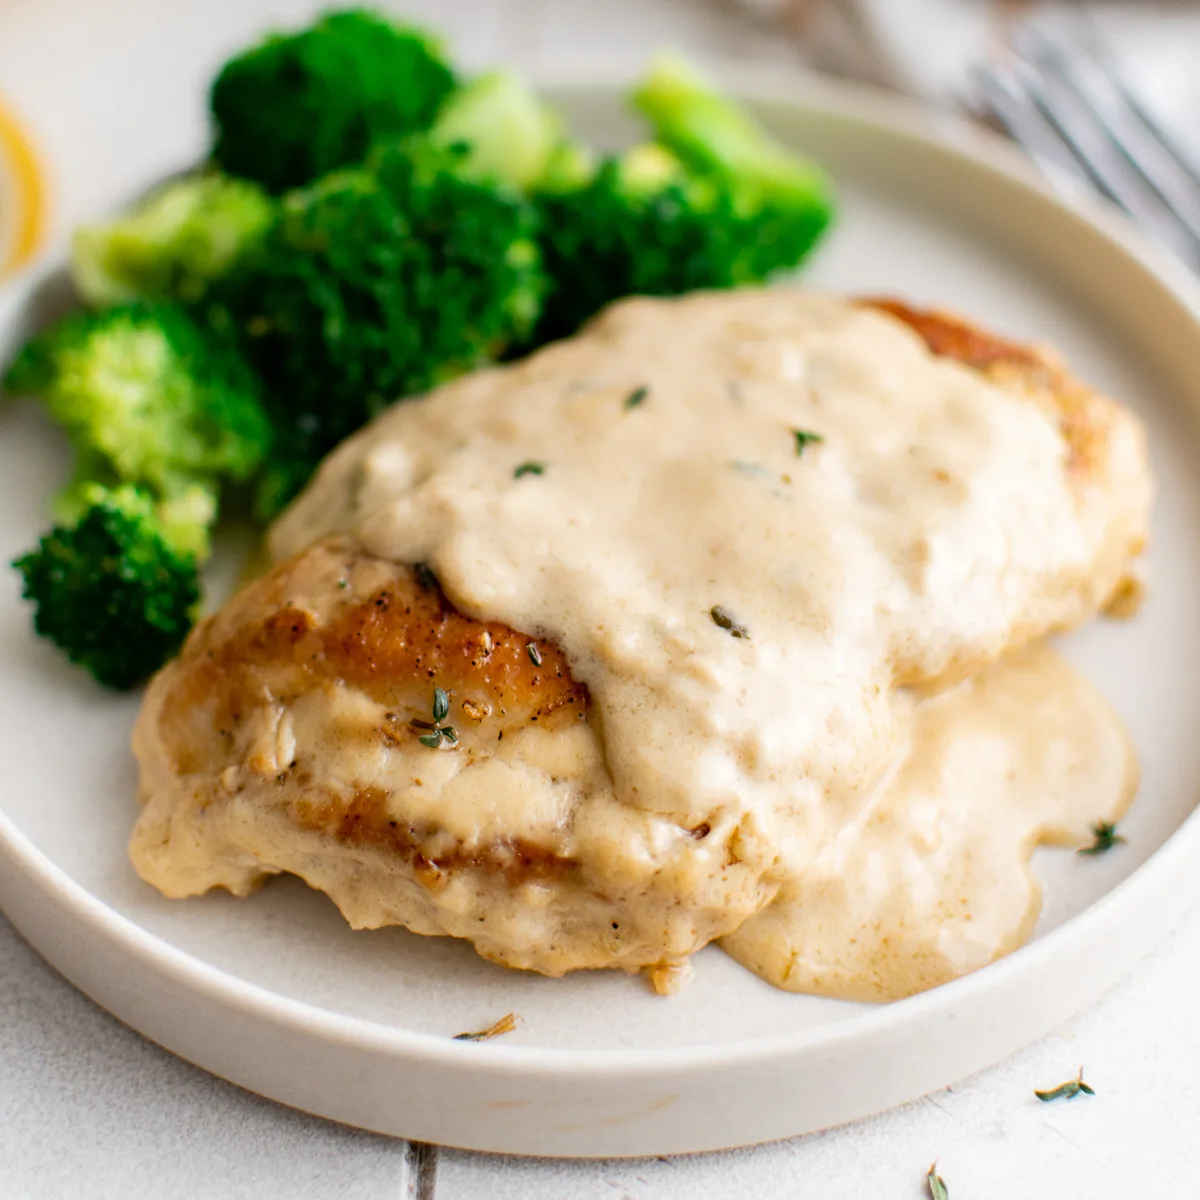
top-left (3, 1), bottom-right (1200, 1196)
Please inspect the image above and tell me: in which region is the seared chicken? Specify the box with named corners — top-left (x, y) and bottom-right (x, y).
top-left (131, 291), bottom-right (1152, 988)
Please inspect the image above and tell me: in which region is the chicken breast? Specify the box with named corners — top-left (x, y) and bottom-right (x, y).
top-left (130, 290), bottom-right (1152, 989)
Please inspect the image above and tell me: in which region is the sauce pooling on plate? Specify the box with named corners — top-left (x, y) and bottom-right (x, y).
top-left (722, 643), bottom-right (1135, 1001)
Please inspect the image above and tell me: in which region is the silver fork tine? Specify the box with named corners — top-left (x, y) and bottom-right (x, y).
top-left (1018, 62), bottom-right (1179, 233)
top-left (972, 63), bottom-right (1097, 194)
top-left (1019, 28), bottom-right (1200, 250)
top-left (990, 47), bottom-right (1200, 264)
top-left (1069, 9), bottom-right (1200, 192)
top-left (1103, 70), bottom-right (1200, 193)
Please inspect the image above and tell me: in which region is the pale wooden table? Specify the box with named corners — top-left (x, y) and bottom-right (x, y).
top-left (2, 2), bottom-right (1200, 1196)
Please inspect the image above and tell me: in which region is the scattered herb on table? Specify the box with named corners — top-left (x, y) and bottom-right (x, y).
top-left (514, 460), bottom-right (545, 479)
top-left (454, 1012), bottom-right (519, 1041)
top-left (624, 385), bottom-right (649, 410)
top-left (414, 686), bottom-right (458, 748)
top-left (527, 642), bottom-right (543, 667)
top-left (1035, 1067), bottom-right (1095, 1103)
top-left (710, 605), bottom-right (750, 639)
top-left (1077, 820), bottom-right (1125, 856)
top-left (926, 1161), bottom-right (949, 1199)
top-left (792, 428), bottom-right (824, 456)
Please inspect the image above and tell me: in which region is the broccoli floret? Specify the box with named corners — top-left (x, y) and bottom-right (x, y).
top-left (532, 144), bottom-right (723, 342)
top-left (526, 56), bottom-right (836, 346)
top-left (210, 9), bottom-right (457, 194)
top-left (12, 485), bottom-right (201, 690)
top-left (538, 141), bottom-right (598, 193)
top-left (72, 175), bottom-right (275, 307)
top-left (4, 303), bottom-right (271, 498)
top-left (429, 70), bottom-right (563, 190)
top-left (631, 50), bottom-right (835, 238)
top-left (215, 104), bottom-right (547, 514)
top-left (528, 143), bottom-right (806, 345)
top-left (55, 470), bottom-right (218, 562)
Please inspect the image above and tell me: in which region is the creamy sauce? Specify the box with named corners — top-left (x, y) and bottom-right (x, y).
top-left (246, 288), bottom-right (1150, 997)
top-left (722, 644), bottom-right (1136, 1000)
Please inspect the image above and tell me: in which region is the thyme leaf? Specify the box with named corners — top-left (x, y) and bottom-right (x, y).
top-left (1035, 1067), bottom-right (1095, 1103)
top-left (527, 642), bottom-right (543, 667)
top-left (1078, 820), bottom-right (1125, 856)
top-left (926, 1162), bottom-right (949, 1200)
top-left (514, 461), bottom-right (545, 479)
top-left (710, 605), bottom-right (750, 639)
top-left (624, 385), bottom-right (649, 410)
top-left (414, 563), bottom-right (438, 592)
top-left (793, 428), bottom-right (824, 456)
top-left (337, 579), bottom-right (350, 589)
top-left (418, 687), bottom-right (456, 749)
top-left (453, 1012), bottom-right (519, 1042)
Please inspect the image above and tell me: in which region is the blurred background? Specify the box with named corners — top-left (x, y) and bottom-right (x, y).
top-left (2, 0), bottom-right (1199, 279)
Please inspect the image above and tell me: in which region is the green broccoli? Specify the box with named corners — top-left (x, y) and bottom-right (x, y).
top-left (214, 74), bottom-right (550, 514)
top-left (55, 468), bottom-right (218, 563)
top-left (632, 50), bottom-right (835, 235)
top-left (530, 144), bottom-right (751, 343)
top-left (12, 485), bottom-right (201, 690)
top-left (529, 139), bottom-right (828, 345)
top-left (210, 8), bottom-right (457, 194)
top-left (526, 57), bottom-right (835, 346)
top-left (428, 70), bottom-right (563, 190)
top-left (72, 174), bottom-right (275, 307)
top-left (5, 303), bottom-right (271, 500)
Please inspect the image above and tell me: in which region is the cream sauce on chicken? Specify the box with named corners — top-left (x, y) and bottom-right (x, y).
top-left (257, 288), bottom-right (1147, 998)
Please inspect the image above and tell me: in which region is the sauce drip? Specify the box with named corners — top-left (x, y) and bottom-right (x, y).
top-left (721, 644), bottom-right (1136, 1000)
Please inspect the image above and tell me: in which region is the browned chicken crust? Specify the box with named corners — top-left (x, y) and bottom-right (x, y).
top-left (160, 540), bottom-right (589, 885)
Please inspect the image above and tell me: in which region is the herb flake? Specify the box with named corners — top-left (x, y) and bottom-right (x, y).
top-left (624, 385), bottom-right (649, 411)
top-left (1078, 821), bottom-right (1125, 856)
top-left (514, 461), bottom-right (545, 479)
top-left (526, 642), bottom-right (543, 667)
top-left (454, 1012), bottom-right (519, 1042)
top-left (1035, 1067), bottom-right (1095, 1103)
top-left (416, 687), bottom-right (456, 749)
top-left (793, 428), bottom-right (824, 456)
top-left (710, 605), bottom-right (750, 639)
top-left (926, 1162), bottom-right (949, 1200)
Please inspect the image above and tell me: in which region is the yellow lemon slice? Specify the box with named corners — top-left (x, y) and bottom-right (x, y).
top-left (0, 93), bottom-right (47, 278)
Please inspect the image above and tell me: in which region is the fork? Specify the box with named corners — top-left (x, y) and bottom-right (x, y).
top-left (973, 25), bottom-right (1200, 269)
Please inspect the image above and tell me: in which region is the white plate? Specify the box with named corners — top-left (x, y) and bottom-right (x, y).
top-left (4, 75), bottom-right (1200, 1159)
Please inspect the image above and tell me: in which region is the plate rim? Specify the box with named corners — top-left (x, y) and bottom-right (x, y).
top-left (4, 67), bottom-right (1200, 1145)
